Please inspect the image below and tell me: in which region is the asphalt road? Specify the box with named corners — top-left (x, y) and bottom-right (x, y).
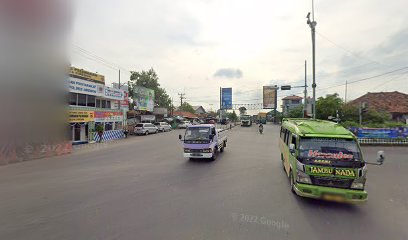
top-left (0, 124), bottom-right (407, 240)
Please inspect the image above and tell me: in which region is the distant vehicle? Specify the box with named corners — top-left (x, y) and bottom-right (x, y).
top-left (134, 123), bottom-right (158, 135)
top-left (179, 124), bottom-right (228, 160)
top-left (280, 118), bottom-right (385, 203)
top-left (178, 121), bottom-right (191, 129)
top-left (240, 115), bottom-right (252, 127)
top-left (154, 122), bottom-right (172, 132)
top-left (220, 118), bottom-right (229, 125)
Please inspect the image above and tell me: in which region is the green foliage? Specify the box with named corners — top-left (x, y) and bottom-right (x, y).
top-left (207, 111), bottom-right (217, 117)
top-left (227, 110), bottom-right (238, 122)
top-left (316, 93), bottom-right (343, 120)
top-left (239, 107), bottom-right (247, 115)
top-left (95, 125), bottom-right (104, 133)
top-left (286, 105), bottom-right (304, 118)
top-left (129, 68), bottom-right (172, 109)
top-left (179, 102), bottom-right (195, 114)
top-left (341, 104), bottom-right (359, 122)
top-left (340, 121), bottom-right (360, 128)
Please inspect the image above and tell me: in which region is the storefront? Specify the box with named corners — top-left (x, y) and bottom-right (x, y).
top-left (68, 110), bottom-right (94, 144)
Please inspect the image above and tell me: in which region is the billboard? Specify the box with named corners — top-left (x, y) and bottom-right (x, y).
top-left (221, 88), bottom-right (232, 109)
top-left (104, 86), bottom-right (125, 100)
top-left (263, 86), bottom-right (278, 109)
top-left (133, 86), bottom-right (155, 112)
top-left (68, 110), bottom-right (94, 123)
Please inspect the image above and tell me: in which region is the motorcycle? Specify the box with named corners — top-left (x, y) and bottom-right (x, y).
top-left (259, 125), bottom-right (263, 134)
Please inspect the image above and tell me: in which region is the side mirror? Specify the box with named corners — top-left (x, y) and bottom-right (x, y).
top-left (289, 143), bottom-right (295, 153)
top-left (209, 134), bottom-right (214, 141)
top-left (178, 134), bottom-right (182, 140)
top-left (377, 150), bottom-right (385, 165)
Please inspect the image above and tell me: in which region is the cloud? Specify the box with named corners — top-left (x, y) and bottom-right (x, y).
top-left (213, 68), bottom-right (243, 79)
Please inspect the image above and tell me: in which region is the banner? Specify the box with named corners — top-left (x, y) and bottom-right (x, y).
top-left (349, 127), bottom-right (408, 139)
top-left (68, 77), bottom-right (103, 95)
top-left (221, 88), bottom-right (232, 109)
top-left (94, 111), bottom-right (123, 122)
top-left (70, 67), bottom-right (105, 84)
top-left (263, 86), bottom-right (278, 109)
top-left (133, 86), bottom-right (155, 112)
top-left (68, 110), bottom-right (94, 122)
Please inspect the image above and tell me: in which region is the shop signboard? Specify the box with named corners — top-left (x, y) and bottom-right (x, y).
top-left (94, 111), bottom-right (123, 122)
top-left (263, 86), bottom-right (278, 109)
top-left (104, 86), bottom-right (125, 100)
top-left (68, 77), bottom-right (103, 96)
top-left (133, 86), bottom-right (155, 112)
top-left (70, 67), bottom-right (105, 84)
top-left (141, 115), bottom-right (156, 122)
top-left (69, 110), bottom-right (94, 122)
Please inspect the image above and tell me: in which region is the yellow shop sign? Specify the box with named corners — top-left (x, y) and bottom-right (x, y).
top-left (69, 110), bottom-right (94, 122)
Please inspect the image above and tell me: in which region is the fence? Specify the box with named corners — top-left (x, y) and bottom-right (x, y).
top-left (94, 130), bottom-right (125, 142)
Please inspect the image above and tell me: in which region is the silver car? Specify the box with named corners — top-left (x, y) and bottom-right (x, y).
top-left (134, 123), bottom-right (158, 135)
top-left (154, 122), bottom-right (172, 132)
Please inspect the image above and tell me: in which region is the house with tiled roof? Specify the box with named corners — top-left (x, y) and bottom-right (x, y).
top-left (172, 111), bottom-right (199, 119)
top-left (349, 91), bottom-right (408, 122)
top-left (281, 95), bottom-right (303, 115)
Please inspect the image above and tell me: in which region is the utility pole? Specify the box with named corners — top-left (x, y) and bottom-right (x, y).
top-left (307, 0), bottom-right (317, 119)
top-left (219, 87), bottom-right (222, 120)
top-left (178, 93), bottom-right (185, 107)
top-left (304, 60), bottom-right (308, 117)
top-left (345, 80), bottom-right (348, 103)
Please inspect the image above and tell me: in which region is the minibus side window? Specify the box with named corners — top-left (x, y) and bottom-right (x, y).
top-left (291, 135), bottom-right (297, 150)
top-left (285, 131), bottom-right (290, 146)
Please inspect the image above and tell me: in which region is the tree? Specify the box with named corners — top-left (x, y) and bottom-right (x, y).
top-left (316, 93), bottom-right (343, 120)
top-left (129, 68), bottom-right (172, 110)
top-left (227, 110), bottom-right (238, 122)
top-left (286, 105), bottom-right (304, 118)
top-left (239, 107), bottom-right (247, 115)
top-left (179, 102), bottom-right (195, 114)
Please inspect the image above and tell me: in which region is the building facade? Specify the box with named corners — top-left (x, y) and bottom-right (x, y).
top-left (68, 67), bottom-right (127, 144)
top-left (281, 95), bottom-right (303, 115)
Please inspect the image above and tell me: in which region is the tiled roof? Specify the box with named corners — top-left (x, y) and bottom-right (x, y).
top-left (349, 91), bottom-right (408, 113)
top-left (173, 111), bottom-right (199, 118)
top-left (282, 95), bottom-right (303, 100)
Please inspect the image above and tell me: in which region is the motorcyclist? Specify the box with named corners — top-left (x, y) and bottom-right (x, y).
top-left (259, 123), bottom-right (263, 134)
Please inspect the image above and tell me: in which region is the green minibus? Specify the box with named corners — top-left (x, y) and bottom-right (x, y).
top-left (280, 118), bottom-right (384, 203)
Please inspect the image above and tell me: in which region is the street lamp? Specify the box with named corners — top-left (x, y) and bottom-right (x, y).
top-left (307, 10), bottom-right (317, 119)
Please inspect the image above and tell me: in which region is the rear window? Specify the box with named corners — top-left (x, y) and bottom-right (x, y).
top-left (136, 124), bottom-right (143, 127)
top-left (154, 123), bottom-right (160, 125)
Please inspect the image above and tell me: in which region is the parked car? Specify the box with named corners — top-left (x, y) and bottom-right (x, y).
top-left (134, 123), bottom-right (158, 135)
top-left (178, 121), bottom-right (190, 129)
top-left (154, 122), bottom-right (172, 132)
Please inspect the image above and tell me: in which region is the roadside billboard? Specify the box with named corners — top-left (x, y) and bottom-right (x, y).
top-left (133, 86), bottom-right (155, 112)
top-left (263, 86), bottom-right (278, 109)
top-left (221, 88), bottom-right (232, 109)
top-left (103, 86), bottom-right (125, 101)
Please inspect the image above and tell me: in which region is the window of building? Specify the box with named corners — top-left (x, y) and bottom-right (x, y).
top-left (96, 99), bottom-right (101, 108)
top-left (292, 100), bottom-right (300, 104)
top-left (106, 100), bottom-right (111, 109)
top-left (69, 92), bottom-right (77, 105)
top-left (87, 95), bottom-right (96, 107)
top-left (101, 100), bottom-right (106, 108)
top-left (77, 94), bottom-right (87, 106)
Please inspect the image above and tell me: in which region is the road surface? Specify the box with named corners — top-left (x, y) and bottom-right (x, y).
top-left (0, 124), bottom-right (407, 240)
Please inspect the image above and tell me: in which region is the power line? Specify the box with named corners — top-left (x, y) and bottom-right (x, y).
top-left (316, 31), bottom-right (385, 66)
top-left (318, 66), bottom-right (408, 91)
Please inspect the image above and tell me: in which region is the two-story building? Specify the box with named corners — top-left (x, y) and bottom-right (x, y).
top-left (281, 95), bottom-right (303, 115)
top-left (68, 67), bottom-right (127, 144)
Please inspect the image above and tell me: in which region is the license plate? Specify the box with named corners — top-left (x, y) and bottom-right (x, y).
top-left (322, 194), bottom-right (345, 202)
top-left (191, 153), bottom-right (202, 156)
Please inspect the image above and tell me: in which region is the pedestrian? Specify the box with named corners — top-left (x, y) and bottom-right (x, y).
top-left (96, 125), bottom-right (104, 143)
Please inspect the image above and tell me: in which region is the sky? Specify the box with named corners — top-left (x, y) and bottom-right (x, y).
top-left (69, 0), bottom-right (408, 113)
